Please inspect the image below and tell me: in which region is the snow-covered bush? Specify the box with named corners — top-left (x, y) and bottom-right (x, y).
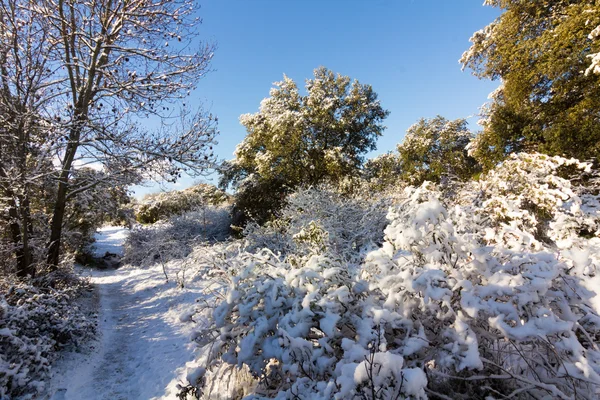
top-left (243, 185), bottom-right (390, 263)
top-left (471, 153), bottom-right (599, 249)
top-left (364, 182), bottom-right (600, 398)
top-left (185, 152), bottom-right (600, 399)
top-left (124, 205), bottom-right (231, 266)
top-left (190, 249), bottom-right (427, 399)
top-left (0, 272), bottom-right (96, 399)
top-left (135, 183), bottom-right (229, 224)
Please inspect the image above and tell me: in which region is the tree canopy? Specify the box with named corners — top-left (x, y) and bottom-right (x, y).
top-left (221, 67), bottom-right (389, 224)
top-left (397, 116), bottom-right (479, 186)
top-left (0, 0), bottom-right (217, 275)
top-left (461, 0), bottom-right (600, 168)
top-left (363, 116), bottom-right (479, 190)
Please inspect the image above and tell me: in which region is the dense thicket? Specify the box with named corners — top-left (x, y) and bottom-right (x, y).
top-left (176, 153), bottom-right (600, 399)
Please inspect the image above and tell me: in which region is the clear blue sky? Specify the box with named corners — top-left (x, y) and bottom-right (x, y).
top-left (133, 0), bottom-right (500, 198)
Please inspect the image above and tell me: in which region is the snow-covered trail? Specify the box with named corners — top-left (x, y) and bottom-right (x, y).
top-left (50, 227), bottom-right (202, 400)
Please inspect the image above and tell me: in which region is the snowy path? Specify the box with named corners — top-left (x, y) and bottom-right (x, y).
top-left (91, 226), bottom-right (129, 256)
top-left (49, 227), bottom-right (202, 400)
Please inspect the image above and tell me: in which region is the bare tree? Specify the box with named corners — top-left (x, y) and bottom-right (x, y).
top-left (0, 0), bottom-right (217, 274)
top-left (0, 0), bottom-right (56, 277)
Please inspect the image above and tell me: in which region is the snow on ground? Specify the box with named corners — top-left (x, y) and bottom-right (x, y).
top-left (92, 226), bottom-right (130, 257)
top-left (49, 227), bottom-right (203, 400)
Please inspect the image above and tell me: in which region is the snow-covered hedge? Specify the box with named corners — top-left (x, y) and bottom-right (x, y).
top-left (0, 272), bottom-right (96, 399)
top-left (185, 153), bottom-right (600, 399)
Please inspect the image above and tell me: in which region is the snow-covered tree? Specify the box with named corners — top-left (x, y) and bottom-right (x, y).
top-left (0, 0), bottom-right (218, 274)
top-left (0, 0), bottom-right (58, 276)
top-left (361, 116), bottom-right (478, 191)
top-left (461, 0), bottom-right (600, 167)
top-left (221, 67), bottom-right (389, 224)
top-left (362, 152), bottom-right (404, 192)
top-left (397, 116), bottom-right (479, 186)
top-left (42, 0), bottom-right (218, 267)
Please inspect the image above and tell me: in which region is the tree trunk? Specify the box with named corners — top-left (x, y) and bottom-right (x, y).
top-left (20, 194), bottom-right (33, 277)
top-left (7, 201), bottom-right (25, 277)
top-left (6, 198), bottom-right (34, 277)
top-left (47, 134), bottom-right (79, 269)
top-left (46, 176), bottom-right (69, 268)
top-left (0, 162), bottom-right (34, 277)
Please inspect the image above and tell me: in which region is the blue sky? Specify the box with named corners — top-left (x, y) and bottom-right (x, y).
top-left (133, 0), bottom-right (500, 198)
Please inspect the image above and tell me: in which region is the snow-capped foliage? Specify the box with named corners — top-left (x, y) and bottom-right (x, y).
top-left (586, 25), bottom-right (600, 76)
top-left (193, 249), bottom-right (427, 400)
top-left (470, 153), bottom-right (599, 248)
top-left (135, 183), bottom-right (229, 224)
top-left (124, 205), bottom-right (231, 267)
top-left (0, 272), bottom-right (96, 399)
top-left (362, 152), bottom-right (405, 192)
top-left (396, 116), bottom-right (479, 185)
top-left (220, 67), bottom-right (389, 225)
top-left (459, 22), bottom-right (497, 75)
top-left (230, 68), bottom-right (387, 187)
top-left (242, 185), bottom-right (390, 262)
top-left (184, 152), bottom-right (600, 399)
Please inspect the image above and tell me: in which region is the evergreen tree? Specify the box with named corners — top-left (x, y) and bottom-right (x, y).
top-left (461, 0), bottom-right (600, 168)
top-left (397, 116), bottom-right (479, 186)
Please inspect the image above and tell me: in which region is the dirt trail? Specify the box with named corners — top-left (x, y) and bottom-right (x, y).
top-left (49, 227), bottom-right (200, 400)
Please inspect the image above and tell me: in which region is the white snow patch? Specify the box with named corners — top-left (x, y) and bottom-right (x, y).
top-left (49, 227), bottom-right (207, 400)
top-left (92, 226), bottom-right (129, 257)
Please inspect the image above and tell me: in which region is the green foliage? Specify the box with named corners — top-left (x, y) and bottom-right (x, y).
top-left (362, 116), bottom-right (479, 190)
top-left (221, 67), bottom-right (389, 225)
top-left (397, 116), bottom-right (479, 185)
top-left (362, 152), bottom-right (404, 191)
top-left (461, 0), bottom-right (600, 168)
top-left (136, 183), bottom-right (229, 224)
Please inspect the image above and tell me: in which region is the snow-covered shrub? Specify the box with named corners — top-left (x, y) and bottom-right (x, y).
top-left (136, 183), bottom-right (229, 224)
top-left (186, 152), bottom-right (600, 399)
top-left (243, 185), bottom-right (390, 263)
top-left (189, 249), bottom-right (427, 399)
top-left (0, 272), bottom-right (96, 399)
top-left (363, 182), bottom-right (600, 398)
top-left (471, 153), bottom-right (600, 248)
top-left (124, 205), bottom-right (231, 266)
top-left (358, 154), bottom-right (600, 398)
